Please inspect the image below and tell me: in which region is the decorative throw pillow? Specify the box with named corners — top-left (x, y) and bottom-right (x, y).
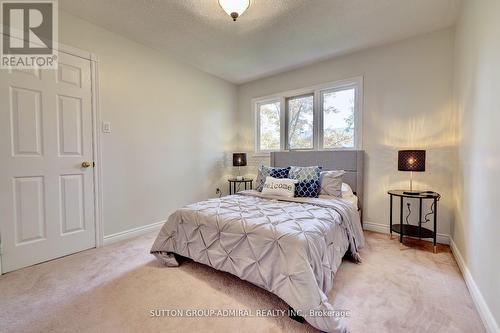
top-left (256, 166), bottom-right (291, 191)
top-left (319, 170), bottom-right (346, 197)
top-left (289, 166), bottom-right (322, 198)
top-left (269, 167), bottom-right (290, 179)
top-left (261, 176), bottom-right (298, 198)
top-left (341, 183), bottom-right (354, 197)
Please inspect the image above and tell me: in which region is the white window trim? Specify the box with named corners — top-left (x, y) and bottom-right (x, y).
top-left (254, 97), bottom-right (284, 154)
top-left (252, 76), bottom-right (363, 156)
top-left (285, 93), bottom-right (315, 151)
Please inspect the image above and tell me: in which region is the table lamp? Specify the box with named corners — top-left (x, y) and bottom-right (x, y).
top-left (398, 150), bottom-right (425, 195)
top-left (233, 153), bottom-right (247, 180)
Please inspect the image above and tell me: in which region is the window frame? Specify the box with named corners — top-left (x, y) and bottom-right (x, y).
top-left (319, 83), bottom-right (360, 150)
top-left (253, 76), bottom-right (363, 155)
top-left (254, 98), bottom-right (284, 153)
top-left (285, 93), bottom-right (315, 151)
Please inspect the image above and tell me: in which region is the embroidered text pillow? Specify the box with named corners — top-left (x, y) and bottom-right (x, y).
top-left (256, 166), bottom-right (291, 191)
top-left (261, 176), bottom-right (298, 198)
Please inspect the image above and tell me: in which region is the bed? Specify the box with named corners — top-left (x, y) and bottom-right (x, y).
top-left (151, 151), bottom-right (365, 333)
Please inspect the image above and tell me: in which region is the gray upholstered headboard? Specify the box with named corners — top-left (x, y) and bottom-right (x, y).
top-left (270, 150), bottom-right (364, 210)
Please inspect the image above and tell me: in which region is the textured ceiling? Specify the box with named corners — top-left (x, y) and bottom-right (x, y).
top-left (60, 0), bottom-right (460, 84)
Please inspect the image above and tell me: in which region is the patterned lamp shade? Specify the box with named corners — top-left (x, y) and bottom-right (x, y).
top-left (398, 150), bottom-right (426, 172)
top-left (232, 153), bottom-right (247, 167)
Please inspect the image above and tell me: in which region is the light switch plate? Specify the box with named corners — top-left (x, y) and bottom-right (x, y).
top-left (102, 121), bottom-right (111, 133)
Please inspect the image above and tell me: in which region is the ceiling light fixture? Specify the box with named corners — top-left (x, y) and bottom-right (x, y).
top-left (218, 0), bottom-right (250, 21)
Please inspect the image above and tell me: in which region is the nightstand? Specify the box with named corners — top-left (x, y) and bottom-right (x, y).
top-left (388, 190), bottom-right (441, 253)
top-left (228, 178), bottom-right (253, 195)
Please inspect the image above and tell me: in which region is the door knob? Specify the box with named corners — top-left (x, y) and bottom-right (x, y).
top-left (81, 161), bottom-right (92, 168)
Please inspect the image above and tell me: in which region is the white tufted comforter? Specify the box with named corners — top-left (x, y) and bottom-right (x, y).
top-left (151, 191), bottom-right (365, 333)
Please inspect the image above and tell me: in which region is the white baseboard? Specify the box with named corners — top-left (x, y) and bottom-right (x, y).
top-left (103, 220), bottom-right (165, 246)
top-left (363, 220), bottom-right (450, 244)
top-left (450, 238), bottom-right (499, 333)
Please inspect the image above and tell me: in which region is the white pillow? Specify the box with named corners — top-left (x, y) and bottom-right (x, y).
top-left (261, 176), bottom-right (298, 198)
top-left (341, 183), bottom-right (354, 196)
top-left (319, 170), bottom-right (345, 197)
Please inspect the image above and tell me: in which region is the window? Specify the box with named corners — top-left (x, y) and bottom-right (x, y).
top-left (321, 88), bottom-right (356, 148)
top-left (287, 94), bottom-right (314, 149)
top-left (256, 100), bottom-right (281, 151)
top-left (254, 77), bottom-right (362, 154)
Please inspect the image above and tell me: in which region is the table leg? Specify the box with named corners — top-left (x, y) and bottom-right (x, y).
top-left (419, 198), bottom-right (422, 239)
top-left (433, 198), bottom-right (438, 253)
top-left (389, 195), bottom-right (393, 239)
top-left (400, 196), bottom-right (404, 248)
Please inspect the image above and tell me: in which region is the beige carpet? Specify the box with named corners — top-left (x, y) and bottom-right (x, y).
top-left (0, 231), bottom-right (485, 333)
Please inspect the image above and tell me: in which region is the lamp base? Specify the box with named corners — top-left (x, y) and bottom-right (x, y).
top-left (405, 173), bottom-right (421, 195)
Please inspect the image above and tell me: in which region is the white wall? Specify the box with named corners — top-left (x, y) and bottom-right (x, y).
top-left (236, 29), bottom-right (456, 239)
top-left (453, 0), bottom-right (500, 330)
top-left (59, 12), bottom-right (237, 237)
top-left (57, 7), bottom-right (499, 330)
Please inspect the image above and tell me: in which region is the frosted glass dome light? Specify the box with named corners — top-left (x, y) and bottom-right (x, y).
top-left (218, 0), bottom-right (250, 21)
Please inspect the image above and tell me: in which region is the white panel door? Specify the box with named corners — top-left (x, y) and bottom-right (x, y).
top-left (0, 52), bottom-right (95, 273)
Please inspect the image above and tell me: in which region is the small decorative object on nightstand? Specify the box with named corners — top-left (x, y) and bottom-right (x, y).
top-left (232, 153), bottom-right (247, 181)
top-left (228, 178), bottom-right (253, 195)
top-left (388, 190), bottom-right (441, 253)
